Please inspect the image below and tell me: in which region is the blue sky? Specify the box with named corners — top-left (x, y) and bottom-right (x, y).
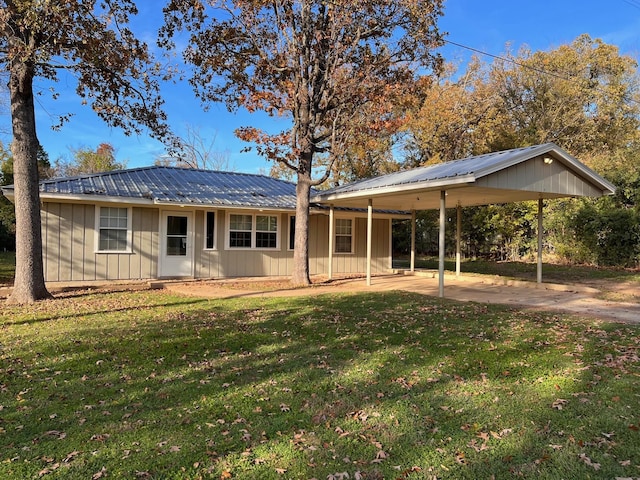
top-left (2, 0), bottom-right (640, 174)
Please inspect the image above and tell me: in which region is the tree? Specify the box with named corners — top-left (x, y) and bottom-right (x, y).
top-left (402, 59), bottom-right (497, 167)
top-left (400, 35), bottom-right (640, 266)
top-left (1, 141), bottom-right (52, 251)
top-left (155, 123), bottom-right (233, 170)
top-left (55, 142), bottom-right (126, 177)
top-left (1, 0), bottom-right (170, 303)
top-left (160, 0), bottom-right (444, 285)
top-left (486, 35), bottom-right (640, 157)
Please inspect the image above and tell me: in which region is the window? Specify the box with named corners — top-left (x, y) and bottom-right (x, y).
top-left (166, 215), bottom-right (187, 256)
top-left (229, 214), bottom-right (252, 248)
top-left (288, 215), bottom-right (296, 250)
top-left (226, 213), bottom-right (280, 249)
top-left (256, 214), bottom-right (278, 248)
top-left (97, 206), bottom-right (130, 252)
top-left (205, 211), bottom-right (216, 249)
top-left (335, 218), bottom-right (353, 253)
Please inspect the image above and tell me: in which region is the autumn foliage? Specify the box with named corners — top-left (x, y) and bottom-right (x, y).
top-left (160, 0), bottom-right (445, 284)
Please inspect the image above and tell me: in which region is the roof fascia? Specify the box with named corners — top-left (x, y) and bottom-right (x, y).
top-left (36, 193), bottom-right (155, 205)
top-left (152, 201), bottom-right (296, 213)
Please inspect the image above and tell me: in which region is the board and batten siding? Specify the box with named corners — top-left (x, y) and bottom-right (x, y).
top-left (309, 214), bottom-right (391, 276)
top-left (42, 202), bottom-right (159, 282)
top-left (42, 203), bottom-right (392, 282)
top-left (193, 210), bottom-right (391, 279)
top-left (477, 156), bottom-right (603, 196)
top-left (193, 210), bottom-right (294, 278)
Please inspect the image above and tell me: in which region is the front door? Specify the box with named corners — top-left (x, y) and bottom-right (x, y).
top-left (160, 211), bottom-right (193, 278)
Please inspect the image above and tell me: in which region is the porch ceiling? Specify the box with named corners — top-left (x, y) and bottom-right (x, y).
top-left (314, 184), bottom-right (573, 211)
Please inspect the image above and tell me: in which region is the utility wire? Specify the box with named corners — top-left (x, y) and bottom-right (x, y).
top-left (441, 38), bottom-right (640, 106)
top-left (444, 39), bottom-right (577, 84)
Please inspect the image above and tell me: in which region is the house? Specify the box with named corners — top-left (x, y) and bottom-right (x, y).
top-left (1, 167), bottom-right (396, 282)
top-left (1, 143), bottom-right (616, 288)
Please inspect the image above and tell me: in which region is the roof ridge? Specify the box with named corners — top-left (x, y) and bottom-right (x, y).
top-left (43, 164), bottom-right (301, 188)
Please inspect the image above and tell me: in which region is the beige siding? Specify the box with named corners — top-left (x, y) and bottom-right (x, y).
top-left (193, 210), bottom-right (390, 279)
top-left (477, 157), bottom-right (602, 196)
top-left (42, 202), bottom-right (158, 282)
top-left (309, 215), bottom-right (391, 276)
top-left (42, 202), bottom-right (392, 282)
top-left (309, 214), bottom-right (329, 275)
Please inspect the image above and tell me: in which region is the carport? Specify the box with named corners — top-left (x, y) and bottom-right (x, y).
top-left (312, 143), bottom-right (616, 297)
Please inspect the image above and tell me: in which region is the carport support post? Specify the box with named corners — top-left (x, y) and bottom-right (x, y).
top-left (328, 205), bottom-right (334, 281)
top-left (456, 204), bottom-right (462, 277)
top-left (439, 190), bottom-right (446, 298)
top-left (537, 198), bottom-right (543, 284)
top-left (366, 199), bottom-right (373, 286)
top-left (410, 210), bottom-right (416, 272)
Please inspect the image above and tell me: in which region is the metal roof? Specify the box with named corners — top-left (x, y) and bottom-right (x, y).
top-left (1, 144), bottom-right (616, 214)
top-left (312, 143), bottom-right (616, 210)
top-left (31, 166), bottom-right (302, 209)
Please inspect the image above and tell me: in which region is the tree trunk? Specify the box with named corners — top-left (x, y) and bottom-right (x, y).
top-left (291, 170), bottom-right (312, 286)
top-left (7, 61), bottom-right (51, 304)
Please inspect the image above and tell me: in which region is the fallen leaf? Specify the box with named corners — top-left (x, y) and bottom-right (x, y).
top-left (578, 453), bottom-right (601, 470)
top-left (92, 467), bottom-right (107, 479)
top-left (552, 399), bottom-right (568, 410)
top-left (63, 451), bottom-right (80, 463)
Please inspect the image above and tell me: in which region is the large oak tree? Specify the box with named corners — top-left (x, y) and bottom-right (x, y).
top-left (160, 0), bottom-right (444, 285)
top-left (1, 0), bottom-right (170, 303)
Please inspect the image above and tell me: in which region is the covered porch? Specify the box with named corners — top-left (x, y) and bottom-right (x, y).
top-left (312, 143), bottom-right (616, 297)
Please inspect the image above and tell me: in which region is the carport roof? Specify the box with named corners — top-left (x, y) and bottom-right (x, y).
top-left (312, 143), bottom-right (616, 210)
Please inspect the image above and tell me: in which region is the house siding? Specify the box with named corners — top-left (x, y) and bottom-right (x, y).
top-left (476, 157), bottom-right (602, 197)
top-left (42, 202), bottom-right (159, 282)
top-left (42, 202), bottom-right (392, 283)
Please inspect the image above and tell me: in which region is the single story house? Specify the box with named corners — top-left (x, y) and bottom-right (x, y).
top-left (2, 167), bottom-right (397, 282)
top-left (2, 143), bottom-right (615, 287)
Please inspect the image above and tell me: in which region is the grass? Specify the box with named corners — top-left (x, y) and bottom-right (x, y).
top-left (1, 288), bottom-right (640, 479)
top-left (0, 251), bottom-right (15, 284)
top-left (394, 256), bottom-right (640, 283)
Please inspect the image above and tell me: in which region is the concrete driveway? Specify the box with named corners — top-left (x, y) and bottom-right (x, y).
top-left (161, 272), bottom-right (640, 324)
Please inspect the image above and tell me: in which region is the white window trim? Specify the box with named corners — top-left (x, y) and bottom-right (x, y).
top-left (203, 210), bottom-right (217, 250)
top-left (225, 212), bottom-right (281, 250)
top-left (94, 205), bottom-right (133, 254)
top-left (334, 216), bottom-right (355, 255)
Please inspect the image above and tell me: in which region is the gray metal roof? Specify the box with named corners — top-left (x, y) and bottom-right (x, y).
top-left (312, 143), bottom-right (616, 210)
top-left (1, 144), bottom-right (616, 214)
top-left (32, 166), bottom-right (303, 209)
top-left (318, 144), bottom-right (612, 195)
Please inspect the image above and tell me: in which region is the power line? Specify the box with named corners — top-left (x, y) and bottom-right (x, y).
top-left (444, 39), bottom-right (576, 84)
top-left (441, 38), bottom-right (640, 106)
top-left (623, 0), bottom-right (640, 10)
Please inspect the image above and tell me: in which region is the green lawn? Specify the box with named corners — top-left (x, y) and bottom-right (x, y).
top-left (394, 256), bottom-right (640, 283)
top-left (1, 289), bottom-right (639, 479)
top-left (0, 251), bottom-right (15, 284)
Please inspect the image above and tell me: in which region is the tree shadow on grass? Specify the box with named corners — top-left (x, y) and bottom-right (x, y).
top-left (1, 290), bottom-right (639, 479)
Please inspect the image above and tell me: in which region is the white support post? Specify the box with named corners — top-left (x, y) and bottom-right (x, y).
top-left (328, 205), bottom-right (334, 281)
top-left (366, 199), bottom-right (373, 286)
top-left (439, 190), bottom-right (446, 298)
top-left (537, 198), bottom-right (543, 284)
top-left (456, 204), bottom-right (462, 277)
top-left (410, 210), bottom-right (416, 272)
